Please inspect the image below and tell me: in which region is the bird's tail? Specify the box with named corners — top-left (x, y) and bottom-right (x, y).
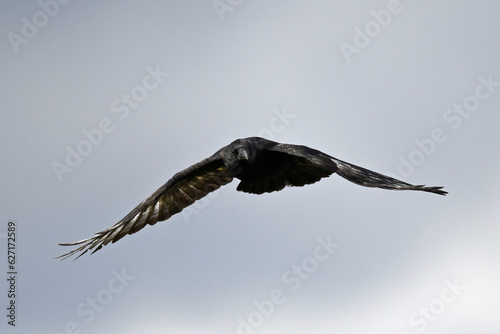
top-left (333, 158), bottom-right (447, 195)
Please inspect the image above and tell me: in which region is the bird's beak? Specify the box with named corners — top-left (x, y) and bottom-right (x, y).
top-left (237, 148), bottom-right (251, 161)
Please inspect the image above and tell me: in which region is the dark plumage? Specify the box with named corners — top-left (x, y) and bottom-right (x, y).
top-left (58, 137), bottom-right (446, 260)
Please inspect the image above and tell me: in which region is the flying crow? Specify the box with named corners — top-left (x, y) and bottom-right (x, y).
top-left (58, 137), bottom-right (446, 260)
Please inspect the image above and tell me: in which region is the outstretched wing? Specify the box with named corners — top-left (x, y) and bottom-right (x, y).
top-left (264, 142), bottom-right (447, 195)
top-left (57, 151), bottom-right (233, 260)
top-left (330, 158), bottom-right (447, 195)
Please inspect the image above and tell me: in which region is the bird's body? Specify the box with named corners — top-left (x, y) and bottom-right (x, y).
top-left (58, 137), bottom-right (446, 260)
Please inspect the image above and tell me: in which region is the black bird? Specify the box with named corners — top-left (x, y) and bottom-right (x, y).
top-left (58, 137), bottom-right (446, 260)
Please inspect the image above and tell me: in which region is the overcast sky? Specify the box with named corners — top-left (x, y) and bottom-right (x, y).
top-left (1, 1), bottom-right (499, 333)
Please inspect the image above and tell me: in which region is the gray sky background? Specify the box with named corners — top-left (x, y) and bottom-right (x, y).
top-left (1, 1), bottom-right (499, 333)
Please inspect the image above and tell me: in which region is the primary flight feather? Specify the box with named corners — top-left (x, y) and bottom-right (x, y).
top-left (58, 137), bottom-right (446, 260)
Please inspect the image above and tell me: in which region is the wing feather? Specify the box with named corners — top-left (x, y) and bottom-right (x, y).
top-left (57, 152), bottom-right (233, 260)
top-left (268, 142), bottom-right (447, 195)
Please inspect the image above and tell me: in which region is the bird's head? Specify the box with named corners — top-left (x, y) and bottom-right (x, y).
top-left (222, 144), bottom-right (257, 176)
top-left (222, 137), bottom-right (268, 176)
top-left (234, 147), bottom-right (255, 163)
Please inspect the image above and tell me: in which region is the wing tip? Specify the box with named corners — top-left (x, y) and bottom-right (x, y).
top-left (56, 237), bottom-right (105, 261)
top-left (416, 185), bottom-right (448, 196)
